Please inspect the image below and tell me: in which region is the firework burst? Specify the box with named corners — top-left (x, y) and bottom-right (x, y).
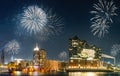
top-left (90, 21), bottom-right (110, 37)
top-left (17, 5), bottom-right (63, 40)
top-left (4, 39), bottom-right (20, 61)
top-left (58, 51), bottom-right (67, 61)
top-left (4, 39), bottom-right (20, 55)
top-left (90, 0), bottom-right (117, 37)
top-left (111, 44), bottom-right (120, 56)
top-left (19, 5), bottom-right (47, 35)
top-left (46, 9), bottom-right (63, 36)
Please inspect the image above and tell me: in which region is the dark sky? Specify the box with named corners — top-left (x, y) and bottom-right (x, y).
top-left (0, 0), bottom-right (120, 63)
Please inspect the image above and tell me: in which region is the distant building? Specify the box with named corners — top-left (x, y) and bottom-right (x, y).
top-left (68, 36), bottom-right (102, 69)
top-left (0, 49), bottom-right (4, 64)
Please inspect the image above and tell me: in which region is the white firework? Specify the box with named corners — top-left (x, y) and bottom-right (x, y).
top-left (45, 9), bottom-right (63, 36)
top-left (58, 51), bottom-right (67, 61)
top-left (91, 21), bottom-right (110, 37)
top-left (19, 5), bottom-right (47, 35)
top-left (17, 5), bottom-right (63, 39)
top-left (111, 51), bottom-right (117, 56)
top-left (90, 0), bottom-right (117, 37)
top-left (111, 44), bottom-right (120, 56)
top-left (4, 39), bottom-right (20, 55)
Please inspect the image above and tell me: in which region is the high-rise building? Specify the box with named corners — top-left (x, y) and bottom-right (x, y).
top-left (33, 44), bottom-right (46, 67)
top-left (39, 49), bottom-right (46, 67)
top-left (68, 36), bottom-right (102, 69)
top-left (69, 36), bottom-right (101, 59)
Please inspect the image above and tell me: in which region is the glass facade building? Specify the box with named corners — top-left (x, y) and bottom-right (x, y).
top-left (68, 36), bottom-right (102, 69)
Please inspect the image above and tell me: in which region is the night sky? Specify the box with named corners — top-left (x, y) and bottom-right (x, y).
top-left (0, 0), bottom-right (120, 63)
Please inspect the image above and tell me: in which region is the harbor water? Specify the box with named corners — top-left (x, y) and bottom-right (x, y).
top-left (0, 72), bottom-right (120, 76)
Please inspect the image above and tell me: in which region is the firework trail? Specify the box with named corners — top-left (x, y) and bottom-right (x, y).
top-left (90, 0), bottom-right (117, 37)
top-left (17, 5), bottom-right (63, 40)
top-left (58, 51), bottom-right (67, 61)
top-left (111, 44), bottom-right (120, 56)
top-left (4, 39), bottom-right (20, 61)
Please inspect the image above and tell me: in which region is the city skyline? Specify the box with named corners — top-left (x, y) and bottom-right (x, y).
top-left (0, 0), bottom-right (120, 63)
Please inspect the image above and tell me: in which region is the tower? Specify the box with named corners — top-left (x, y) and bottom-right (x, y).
top-left (33, 44), bottom-right (46, 67)
top-left (33, 44), bottom-right (40, 66)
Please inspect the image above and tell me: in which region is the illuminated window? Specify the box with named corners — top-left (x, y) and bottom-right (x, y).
top-left (70, 60), bottom-right (73, 62)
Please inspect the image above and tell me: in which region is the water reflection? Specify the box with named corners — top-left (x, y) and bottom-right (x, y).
top-left (12, 71), bottom-right (44, 76)
top-left (2, 71), bottom-right (118, 76)
top-left (69, 72), bottom-right (107, 76)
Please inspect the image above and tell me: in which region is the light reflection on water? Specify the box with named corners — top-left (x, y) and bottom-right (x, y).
top-left (1, 71), bottom-right (119, 76)
top-left (12, 71), bottom-right (44, 76)
top-left (68, 72), bottom-right (115, 76)
top-left (69, 72), bottom-right (96, 76)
